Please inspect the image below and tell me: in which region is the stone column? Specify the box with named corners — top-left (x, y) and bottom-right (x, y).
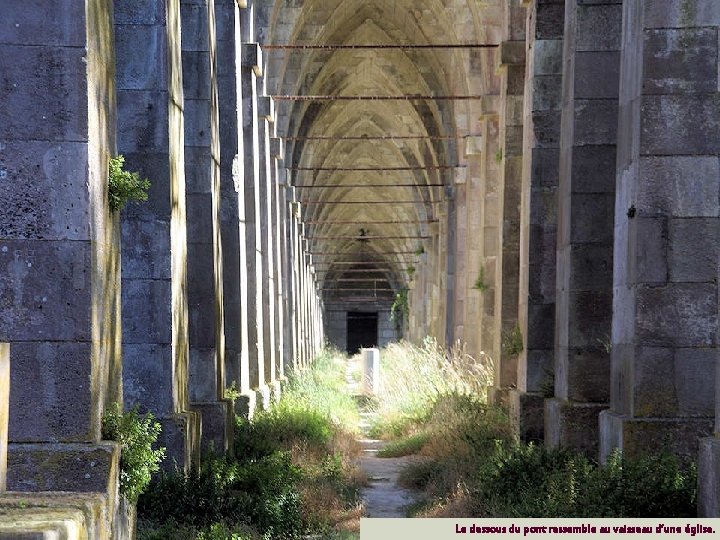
top-left (599, 0), bottom-right (717, 471)
top-left (462, 138), bottom-right (484, 361)
top-left (215, 0), bottom-right (256, 417)
top-left (271, 138), bottom-right (287, 380)
top-left (489, 39), bottom-right (526, 410)
top-left (479, 111), bottom-right (502, 365)
top-left (452, 173), bottom-right (467, 345)
top-left (116, 0), bottom-right (200, 471)
top-left (512, 0), bottom-right (565, 442)
top-left (0, 0), bottom-right (121, 502)
top-left (240, 42), bottom-right (265, 394)
top-left (182, 0), bottom-right (232, 454)
top-left (257, 95), bottom-right (277, 395)
top-left (0, 344), bottom-right (9, 491)
top-left (545, 0), bottom-right (621, 456)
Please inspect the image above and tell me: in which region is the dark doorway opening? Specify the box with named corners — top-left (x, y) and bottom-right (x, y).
top-left (346, 312), bottom-right (378, 355)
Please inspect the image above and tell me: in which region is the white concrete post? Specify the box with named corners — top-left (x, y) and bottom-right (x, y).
top-left (362, 348), bottom-right (381, 395)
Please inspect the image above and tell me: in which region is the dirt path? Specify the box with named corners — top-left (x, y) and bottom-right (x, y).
top-left (347, 358), bottom-right (421, 518)
top-left (357, 414), bottom-right (421, 518)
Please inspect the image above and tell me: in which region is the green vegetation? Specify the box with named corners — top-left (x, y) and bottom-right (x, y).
top-left (369, 341), bottom-right (698, 519)
top-left (390, 288), bottom-right (409, 327)
top-left (502, 323), bottom-right (523, 357)
top-left (495, 149), bottom-right (503, 163)
top-left (101, 404), bottom-right (166, 504)
top-left (472, 267), bottom-right (487, 291)
top-left (108, 155), bottom-right (151, 212)
top-left (137, 348), bottom-right (363, 540)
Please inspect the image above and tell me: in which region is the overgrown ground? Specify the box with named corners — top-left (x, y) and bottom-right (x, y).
top-left (136, 348), bottom-right (364, 540)
top-left (130, 339), bottom-right (698, 539)
top-left (368, 339), bottom-right (698, 518)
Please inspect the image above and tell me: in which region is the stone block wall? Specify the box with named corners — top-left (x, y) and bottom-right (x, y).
top-left (116, 0), bottom-right (200, 471)
top-left (599, 0), bottom-right (718, 484)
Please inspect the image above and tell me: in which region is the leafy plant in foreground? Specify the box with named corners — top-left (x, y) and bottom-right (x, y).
top-left (102, 403), bottom-right (165, 503)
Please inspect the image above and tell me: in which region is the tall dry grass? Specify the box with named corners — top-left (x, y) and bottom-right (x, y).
top-left (369, 337), bottom-right (494, 439)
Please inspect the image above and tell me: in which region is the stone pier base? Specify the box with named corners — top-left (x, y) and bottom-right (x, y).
top-left (699, 437), bottom-right (720, 517)
top-left (190, 401), bottom-right (233, 455)
top-left (156, 412), bottom-right (201, 474)
top-left (599, 410), bottom-right (712, 463)
top-left (508, 390), bottom-right (545, 442)
top-left (7, 443), bottom-right (120, 494)
top-left (0, 492), bottom-right (113, 540)
top-left (545, 399), bottom-right (606, 456)
top-left (234, 391), bottom-right (257, 420)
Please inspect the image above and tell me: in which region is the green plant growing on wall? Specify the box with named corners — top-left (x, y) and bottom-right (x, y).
top-left (390, 288), bottom-right (409, 326)
top-left (102, 403), bottom-right (165, 503)
top-left (407, 266), bottom-right (415, 277)
top-left (472, 267), bottom-right (487, 291)
top-left (415, 245), bottom-right (425, 256)
top-left (108, 155), bottom-right (151, 212)
top-left (495, 149), bottom-right (503, 163)
top-left (502, 323), bottom-right (524, 357)
top-left (224, 381), bottom-right (242, 401)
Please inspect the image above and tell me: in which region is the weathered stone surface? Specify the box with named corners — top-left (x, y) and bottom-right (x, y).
top-left (573, 100), bottom-right (619, 145)
top-left (545, 399), bottom-right (607, 456)
top-left (0, 141), bottom-right (90, 241)
top-left (7, 443), bottom-right (119, 494)
top-left (640, 94), bottom-right (720, 155)
top-left (635, 283), bottom-right (717, 347)
top-left (643, 28), bottom-right (718, 94)
top-left (699, 437), bottom-right (720, 517)
top-left (574, 51), bottom-right (620, 99)
top-left (0, 45), bottom-right (88, 142)
top-left (115, 26), bottom-right (167, 91)
top-left (668, 218), bottom-right (719, 282)
top-left (9, 342), bottom-right (93, 442)
top-left (190, 402), bottom-right (231, 455)
top-left (123, 344), bottom-right (173, 415)
top-left (637, 156), bottom-right (720, 217)
top-left (643, 0), bottom-right (720, 28)
top-left (576, 3), bottom-right (622, 52)
top-left (0, 241), bottom-right (91, 342)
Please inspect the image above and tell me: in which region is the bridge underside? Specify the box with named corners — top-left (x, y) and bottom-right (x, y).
top-left (1, 0), bottom-right (720, 531)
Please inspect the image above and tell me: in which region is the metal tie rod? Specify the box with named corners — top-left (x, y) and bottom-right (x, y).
top-left (294, 184), bottom-right (445, 188)
top-left (290, 165), bottom-right (462, 171)
top-left (304, 220), bottom-right (436, 224)
top-left (301, 200), bottom-right (437, 205)
top-left (272, 94), bottom-right (484, 101)
top-left (282, 134), bottom-right (477, 140)
top-left (310, 235), bottom-right (429, 240)
top-left (262, 44), bottom-right (498, 50)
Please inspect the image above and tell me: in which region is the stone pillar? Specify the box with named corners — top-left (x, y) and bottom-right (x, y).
top-left (215, 0), bottom-right (256, 417)
top-left (116, 0), bottom-right (200, 471)
top-left (257, 95), bottom-right (277, 392)
top-left (240, 42), bottom-right (265, 392)
top-left (0, 344), bottom-right (8, 491)
top-left (512, 0), bottom-right (565, 442)
top-left (599, 0), bottom-right (717, 470)
top-left (545, 0), bottom-right (621, 456)
top-left (489, 38), bottom-right (526, 410)
top-left (1, 0), bottom-right (121, 502)
top-left (462, 138), bottom-right (484, 361)
top-left (182, 0), bottom-right (232, 455)
top-left (479, 111), bottom-right (502, 366)
top-left (271, 138), bottom-right (287, 380)
top-left (452, 173), bottom-right (467, 345)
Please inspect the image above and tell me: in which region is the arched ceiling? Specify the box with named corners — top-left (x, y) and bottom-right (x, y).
top-left (260, 0), bottom-right (503, 303)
